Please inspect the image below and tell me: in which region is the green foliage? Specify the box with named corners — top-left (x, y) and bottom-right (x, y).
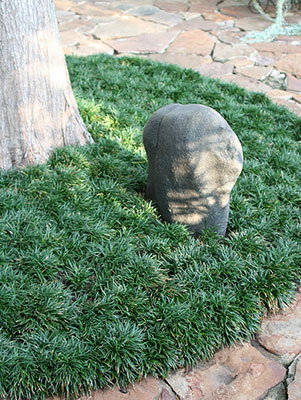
top-left (0, 54), bottom-right (300, 399)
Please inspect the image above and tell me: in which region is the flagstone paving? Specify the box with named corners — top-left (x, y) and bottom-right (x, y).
top-left (54, 0), bottom-right (301, 117)
top-left (53, 0), bottom-right (301, 398)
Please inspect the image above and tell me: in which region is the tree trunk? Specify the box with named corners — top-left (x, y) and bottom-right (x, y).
top-left (0, 0), bottom-right (93, 170)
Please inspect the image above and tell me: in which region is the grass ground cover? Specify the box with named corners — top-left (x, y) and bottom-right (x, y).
top-left (0, 54), bottom-right (300, 399)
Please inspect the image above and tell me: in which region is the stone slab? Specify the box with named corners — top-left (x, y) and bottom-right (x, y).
top-left (251, 42), bottom-right (301, 54)
top-left (277, 35), bottom-right (301, 42)
top-left (180, 12), bottom-right (202, 21)
top-left (257, 291), bottom-right (301, 364)
top-left (173, 16), bottom-right (219, 31)
top-left (60, 30), bottom-right (89, 46)
top-left (92, 15), bottom-right (167, 40)
top-left (146, 53), bottom-right (212, 69)
top-left (293, 94), bottom-right (301, 103)
top-left (50, 377), bottom-right (174, 400)
top-left (213, 42), bottom-right (258, 62)
top-left (166, 343), bottom-right (286, 400)
top-left (74, 40), bottom-right (114, 56)
top-left (220, 5), bottom-right (253, 18)
top-left (202, 11), bottom-right (235, 22)
top-left (62, 45), bottom-right (77, 55)
top-left (195, 61), bottom-right (234, 77)
top-left (154, 1), bottom-right (189, 12)
top-left (286, 74), bottom-right (301, 92)
top-left (55, 9), bottom-right (77, 21)
top-left (71, 3), bottom-right (122, 18)
top-left (58, 16), bottom-right (87, 32)
top-left (267, 89), bottom-right (293, 100)
top-left (54, 0), bottom-right (75, 11)
top-left (235, 16), bottom-right (271, 32)
top-left (189, 3), bottom-right (222, 13)
top-left (127, 5), bottom-right (183, 27)
top-left (254, 53), bottom-right (275, 67)
top-left (227, 57), bottom-right (254, 68)
top-left (217, 29), bottom-right (245, 45)
top-left (105, 30), bottom-right (179, 54)
top-left (285, 13), bottom-right (301, 24)
top-left (76, 19), bottom-right (107, 34)
top-left (221, 74), bottom-right (271, 93)
top-left (275, 53), bottom-right (301, 78)
top-left (235, 65), bottom-right (273, 81)
top-left (166, 29), bottom-right (215, 56)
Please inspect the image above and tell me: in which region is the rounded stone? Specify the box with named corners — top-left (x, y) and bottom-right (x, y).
top-left (143, 104), bottom-right (243, 236)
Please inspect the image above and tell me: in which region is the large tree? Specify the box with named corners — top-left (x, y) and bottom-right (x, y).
top-left (0, 0), bottom-right (93, 170)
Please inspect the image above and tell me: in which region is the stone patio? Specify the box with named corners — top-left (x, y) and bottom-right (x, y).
top-left (55, 0), bottom-right (301, 115)
top-left (53, 1), bottom-right (301, 398)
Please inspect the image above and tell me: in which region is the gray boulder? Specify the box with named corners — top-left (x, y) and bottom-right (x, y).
top-left (143, 104), bottom-right (243, 236)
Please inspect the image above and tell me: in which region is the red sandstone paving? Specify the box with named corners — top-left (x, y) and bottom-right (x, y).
top-left (293, 93), bottom-right (301, 103)
top-left (166, 343), bottom-right (286, 400)
top-left (213, 42), bottom-right (258, 62)
top-left (172, 16), bottom-right (219, 31)
top-left (92, 15), bottom-right (167, 40)
top-left (73, 40), bottom-right (114, 55)
top-left (146, 52), bottom-right (212, 69)
top-left (277, 34), bottom-right (301, 42)
top-left (202, 11), bottom-right (236, 22)
top-left (275, 53), bottom-right (301, 78)
top-left (60, 30), bottom-right (89, 46)
top-left (71, 3), bottom-right (123, 18)
top-left (58, 16), bottom-right (86, 32)
top-left (254, 53), bottom-right (275, 67)
top-left (267, 89), bottom-right (294, 100)
top-left (251, 41), bottom-right (301, 54)
top-left (89, 378), bottom-right (169, 400)
top-left (216, 29), bottom-right (245, 45)
top-left (221, 74), bottom-right (271, 93)
top-left (104, 30), bottom-right (180, 54)
top-left (55, 9), bottom-right (77, 20)
top-left (234, 16), bottom-right (271, 31)
top-left (257, 292), bottom-right (301, 364)
top-left (55, 0), bottom-right (75, 10)
top-left (285, 13), bottom-right (301, 24)
top-left (195, 61), bottom-right (234, 78)
top-left (226, 57), bottom-right (254, 68)
top-left (235, 65), bottom-right (273, 81)
top-left (287, 74), bottom-right (301, 92)
top-left (166, 29), bottom-right (215, 56)
top-left (189, 0), bottom-right (222, 13)
top-left (51, 378), bottom-right (173, 400)
top-left (75, 19), bottom-right (106, 34)
top-left (219, 5), bottom-right (253, 18)
top-left (154, 1), bottom-right (189, 13)
top-left (127, 6), bottom-right (183, 27)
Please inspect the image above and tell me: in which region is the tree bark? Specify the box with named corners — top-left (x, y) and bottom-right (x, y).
top-left (0, 0), bottom-right (93, 170)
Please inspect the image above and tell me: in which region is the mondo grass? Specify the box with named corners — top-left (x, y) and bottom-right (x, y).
top-left (0, 53), bottom-right (300, 399)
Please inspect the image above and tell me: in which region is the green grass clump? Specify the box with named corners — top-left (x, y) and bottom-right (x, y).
top-left (0, 54), bottom-right (300, 399)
